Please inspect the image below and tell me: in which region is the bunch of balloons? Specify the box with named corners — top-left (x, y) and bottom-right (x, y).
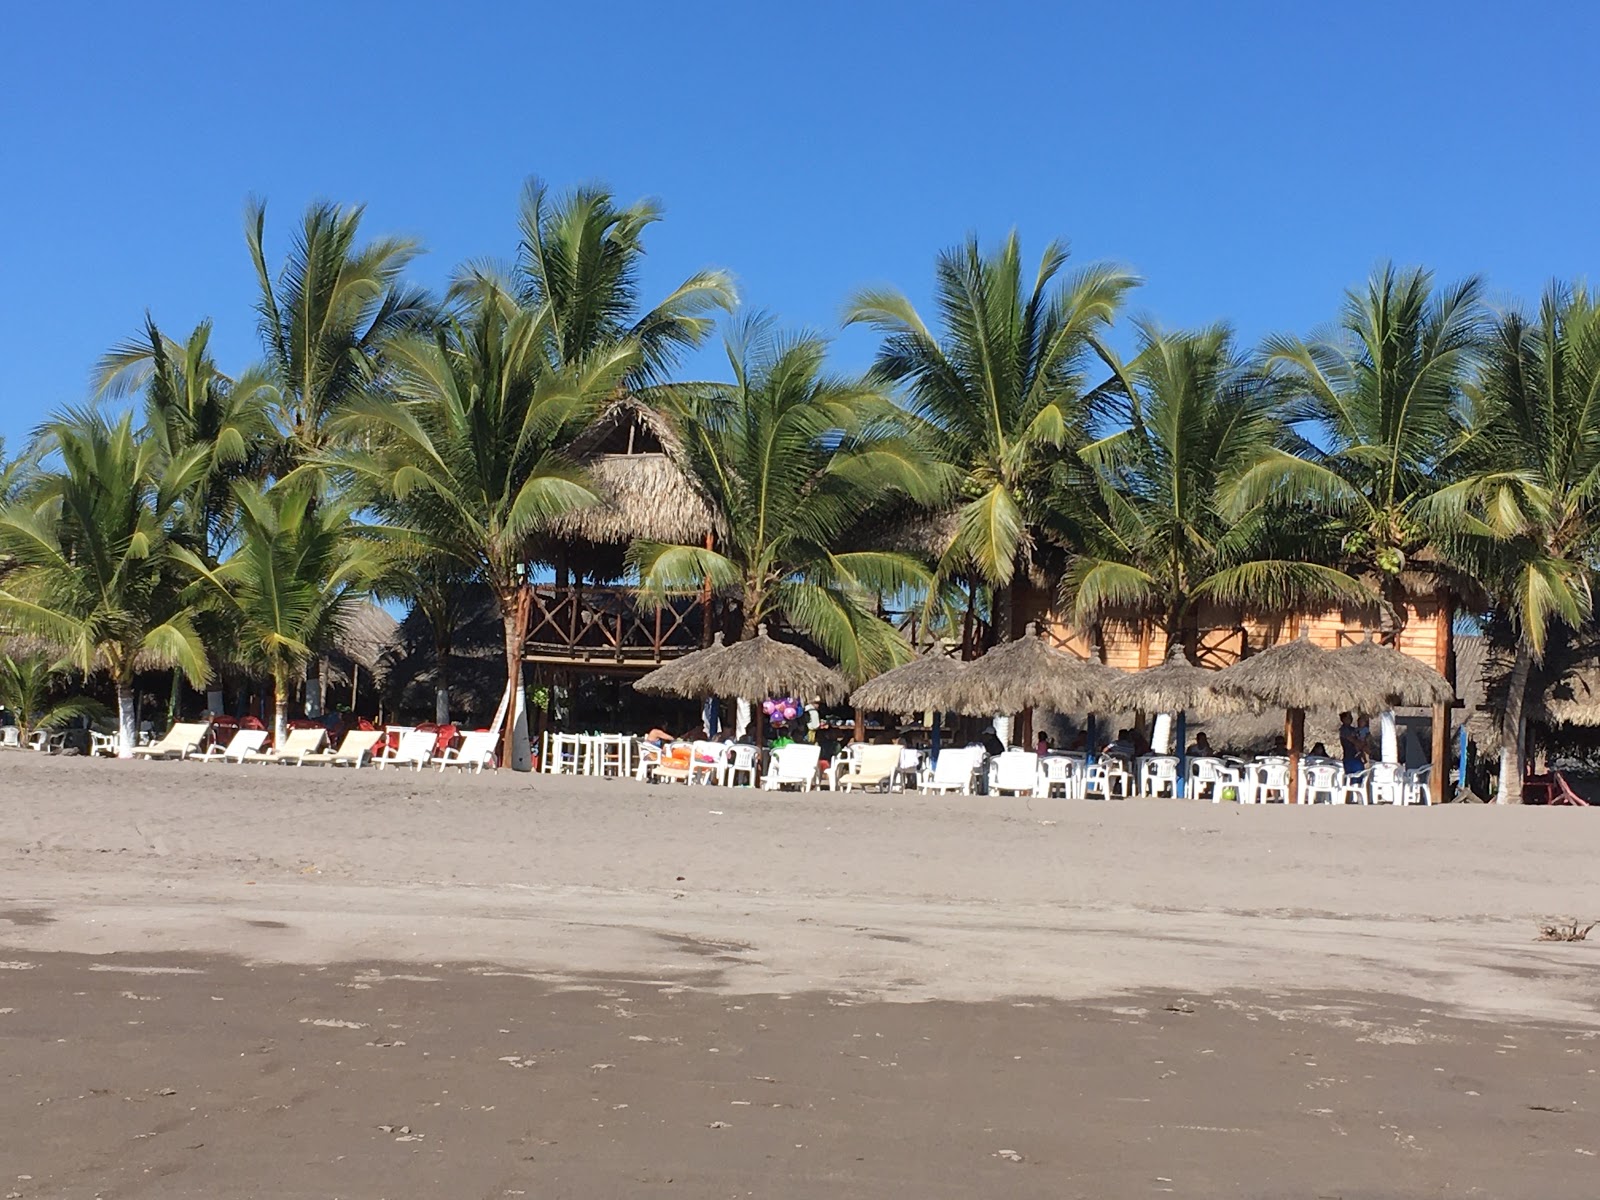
top-left (762, 696), bottom-right (803, 726)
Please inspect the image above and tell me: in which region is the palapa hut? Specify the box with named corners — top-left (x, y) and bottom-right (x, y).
top-left (527, 397), bottom-right (727, 672)
top-left (849, 653), bottom-right (967, 715)
top-left (953, 623), bottom-right (1121, 744)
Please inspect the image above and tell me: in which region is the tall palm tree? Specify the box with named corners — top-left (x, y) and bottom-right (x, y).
top-left (93, 315), bottom-right (277, 561)
top-left (177, 483), bottom-right (388, 745)
top-left (629, 317), bottom-right (950, 682)
top-left (0, 435), bottom-right (36, 504)
top-left (508, 178), bottom-right (736, 386)
top-left (0, 650), bottom-right (106, 745)
top-left (0, 410), bottom-right (210, 751)
top-left (1431, 284), bottom-right (1600, 801)
top-left (846, 232), bottom-right (1138, 639)
top-left (1252, 264), bottom-right (1486, 621)
top-left (1060, 322), bottom-right (1367, 647)
top-left (247, 198), bottom-right (432, 469)
top-left (328, 277), bottom-right (635, 769)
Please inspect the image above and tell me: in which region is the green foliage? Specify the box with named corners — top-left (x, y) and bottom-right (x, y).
top-left (0, 650), bottom-right (107, 740)
top-left (630, 316), bottom-right (948, 681)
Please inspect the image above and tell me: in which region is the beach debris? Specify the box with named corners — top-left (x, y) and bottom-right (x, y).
top-left (1528, 1105), bottom-right (1568, 1113)
top-left (378, 1124), bottom-right (410, 1134)
top-left (708, 1121), bottom-right (731, 1129)
top-left (1164, 1001), bottom-right (1197, 1014)
top-left (994, 1149), bottom-right (1024, 1162)
top-left (590, 1063), bottom-right (614, 1071)
top-left (298, 1018), bottom-right (367, 1029)
top-left (156, 1088), bottom-right (176, 1097)
top-left (1537, 920), bottom-right (1595, 942)
top-left (498, 1055), bottom-right (534, 1069)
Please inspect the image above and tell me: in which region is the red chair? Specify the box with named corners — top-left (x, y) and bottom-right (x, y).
top-left (432, 724), bottom-right (460, 758)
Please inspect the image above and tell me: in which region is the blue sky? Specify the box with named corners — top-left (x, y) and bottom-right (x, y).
top-left (2, 0), bottom-right (1596, 448)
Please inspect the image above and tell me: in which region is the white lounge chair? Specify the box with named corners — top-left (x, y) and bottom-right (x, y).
top-left (919, 746), bottom-right (983, 795)
top-left (0, 726), bottom-right (20, 749)
top-left (195, 728), bottom-right (269, 764)
top-left (298, 729), bottom-right (384, 768)
top-left (437, 730), bottom-right (499, 773)
top-left (374, 729), bottom-right (435, 771)
top-left (762, 743), bottom-right (821, 791)
top-left (129, 721), bottom-right (211, 761)
top-left (989, 750), bottom-right (1040, 796)
top-left (242, 727), bottom-right (328, 765)
top-left (838, 743), bottom-right (902, 792)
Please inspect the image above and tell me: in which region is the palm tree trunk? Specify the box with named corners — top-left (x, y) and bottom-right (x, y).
top-left (501, 598), bottom-right (533, 772)
top-left (1495, 642), bottom-right (1534, 804)
top-left (116, 677), bottom-right (137, 759)
top-left (273, 668), bottom-right (290, 748)
top-left (434, 628), bottom-right (452, 725)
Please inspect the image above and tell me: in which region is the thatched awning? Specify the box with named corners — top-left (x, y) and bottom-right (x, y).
top-left (1213, 632), bottom-right (1390, 713)
top-left (952, 624), bottom-right (1121, 715)
top-left (850, 652), bottom-right (966, 713)
top-left (333, 602), bottom-right (400, 676)
top-left (1105, 648), bottom-right (1244, 716)
top-left (1333, 636), bottom-right (1455, 707)
top-left (550, 398), bottom-right (724, 547)
top-left (634, 632), bottom-right (729, 697)
top-left (636, 625), bottom-right (848, 704)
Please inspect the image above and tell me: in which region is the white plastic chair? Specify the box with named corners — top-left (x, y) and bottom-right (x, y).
top-left (546, 732), bottom-right (584, 775)
top-left (723, 743), bottom-right (762, 787)
top-left (1249, 760), bottom-right (1290, 803)
top-left (1139, 755), bottom-right (1180, 798)
top-left (1299, 762), bottom-right (1343, 804)
top-left (762, 743), bottom-right (821, 791)
top-left (1340, 766), bottom-right (1371, 805)
top-left (894, 747), bottom-right (923, 792)
top-left (689, 740), bottom-right (727, 786)
top-left (1368, 762), bottom-right (1406, 805)
top-left (1037, 754), bottom-right (1081, 799)
top-left (824, 743), bottom-right (861, 791)
top-left (437, 730), bottom-right (499, 773)
top-left (593, 733), bottom-right (631, 778)
top-left (919, 747), bottom-right (982, 795)
top-left (1404, 765), bottom-right (1433, 806)
top-left (1188, 756), bottom-right (1223, 801)
top-left (0, 726), bottom-right (20, 749)
top-left (1084, 755), bottom-right (1134, 800)
top-left (989, 750), bottom-right (1039, 797)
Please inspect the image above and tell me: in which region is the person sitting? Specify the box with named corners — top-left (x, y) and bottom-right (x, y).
top-left (1308, 741), bottom-right (1330, 758)
top-left (1103, 729), bottom-right (1135, 759)
top-left (643, 727), bottom-right (677, 748)
top-left (978, 728), bottom-right (1005, 757)
top-left (1186, 731), bottom-right (1213, 757)
top-left (1267, 735), bottom-right (1289, 756)
top-left (1036, 731), bottom-right (1052, 755)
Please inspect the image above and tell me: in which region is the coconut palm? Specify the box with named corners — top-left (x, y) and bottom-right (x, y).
top-left (0, 409), bottom-right (209, 751)
top-left (845, 232), bottom-right (1138, 638)
top-left (1060, 322), bottom-right (1368, 647)
top-left (327, 276), bottom-right (636, 768)
top-left (1429, 285), bottom-right (1600, 801)
top-left (0, 435), bottom-right (36, 505)
top-left (94, 315), bottom-right (277, 561)
top-left (0, 650), bottom-right (106, 744)
top-left (629, 317), bottom-right (950, 682)
top-left (1250, 264), bottom-right (1486, 620)
top-left (247, 198), bottom-right (432, 468)
top-left (507, 178), bottom-right (736, 386)
top-left (177, 482), bottom-right (388, 745)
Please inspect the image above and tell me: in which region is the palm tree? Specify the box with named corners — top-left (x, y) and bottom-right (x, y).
top-left (328, 277), bottom-right (635, 769)
top-left (508, 178), bottom-right (736, 385)
top-left (1060, 322), bottom-right (1367, 648)
top-left (94, 316), bottom-right (277, 560)
top-left (177, 483), bottom-right (388, 745)
top-left (0, 409), bottom-right (209, 751)
top-left (845, 232), bottom-right (1138, 639)
top-left (0, 650), bottom-right (105, 745)
top-left (247, 198), bottom-right (432, 469)
top-left (0, 435), bottom-right (35, 504)
top-left (629, 317), bottom-right (950, 682)
top-left (1431, 284), bottom-right (1600, 801)
top-left (1253, 264), bottom-right (1486, 622)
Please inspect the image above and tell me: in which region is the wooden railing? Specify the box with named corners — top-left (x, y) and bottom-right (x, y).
top-left (522, 586), bottom-right (708, 666)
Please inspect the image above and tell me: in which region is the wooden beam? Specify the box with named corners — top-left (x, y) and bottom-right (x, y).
top-left (1432, 591), bottom-right (1451, 802)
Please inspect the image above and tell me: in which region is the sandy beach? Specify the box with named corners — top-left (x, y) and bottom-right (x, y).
top-left (2, 754), bottom-right (1597, 1196)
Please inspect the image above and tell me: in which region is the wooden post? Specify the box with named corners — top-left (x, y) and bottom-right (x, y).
top-left (853, 707), bottom-right (865, 743)
top-left (1432, 592), bottom-right (1451, 803)
top-left (1021, 706), bottom-right (1034, 748)
top-left (700, 533), bottom-right (715, 647)
top-left (1137, 620), bottom-right (1151, 670)
top-left (1287, 707), bottom-right (1304, 803)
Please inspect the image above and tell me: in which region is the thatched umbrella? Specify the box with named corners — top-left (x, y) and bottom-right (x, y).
top-left (953, 623), bottom-right (1121, 744)
top-left (1213, 631), bottom-right (1398, 802)
top-left (1333, 634), bottom-right (1455, 708)
top-left (634, 626), bottom-right (848, 746)
top-left (1107, 648), bottom-right (1246, 797)
top-left (850, 651), bottom-right (967, 762)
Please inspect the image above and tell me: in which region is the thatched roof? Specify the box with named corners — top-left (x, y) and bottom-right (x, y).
top-left (1333, 635), bottom-right (1455, 708)
top-left (952, 624), bottom-right (1121, 715)
top-left (549, 399), bottom-right (724, 546)
top-left (1213, 632), bottom-right (1393, 713)
top-left (332, 602), bottom-right (400, 676)
top-left (636, 625), bottom-right (848, 703)
top-left (850, 652), bottom-right (966, 713)
top-left (633, 632), bottom-right (729, 697)
top-left (1105, 648), bottom-right (1245, 716)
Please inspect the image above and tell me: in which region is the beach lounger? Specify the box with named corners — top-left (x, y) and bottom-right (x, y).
top-left (373, 728), bottom-right (435, 771)
top-left (919, 746), bottom-right (983, 795)
top-left (650, 742), bottom-right (694, 784)
top-left (129, 721), bottom-right (211, 761)
top-left (837, 743), bottom-right (901, 792)
top-left (762, 743), bottom-right (821, 791)
top-left (298, 729), bottom-right (384, 768)
top-left (242, 727), bottom-right (328, 765)
top-left (195, 728), bottom-right (269, 764)
top-left (436, 729), bottom-right (498, 773)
